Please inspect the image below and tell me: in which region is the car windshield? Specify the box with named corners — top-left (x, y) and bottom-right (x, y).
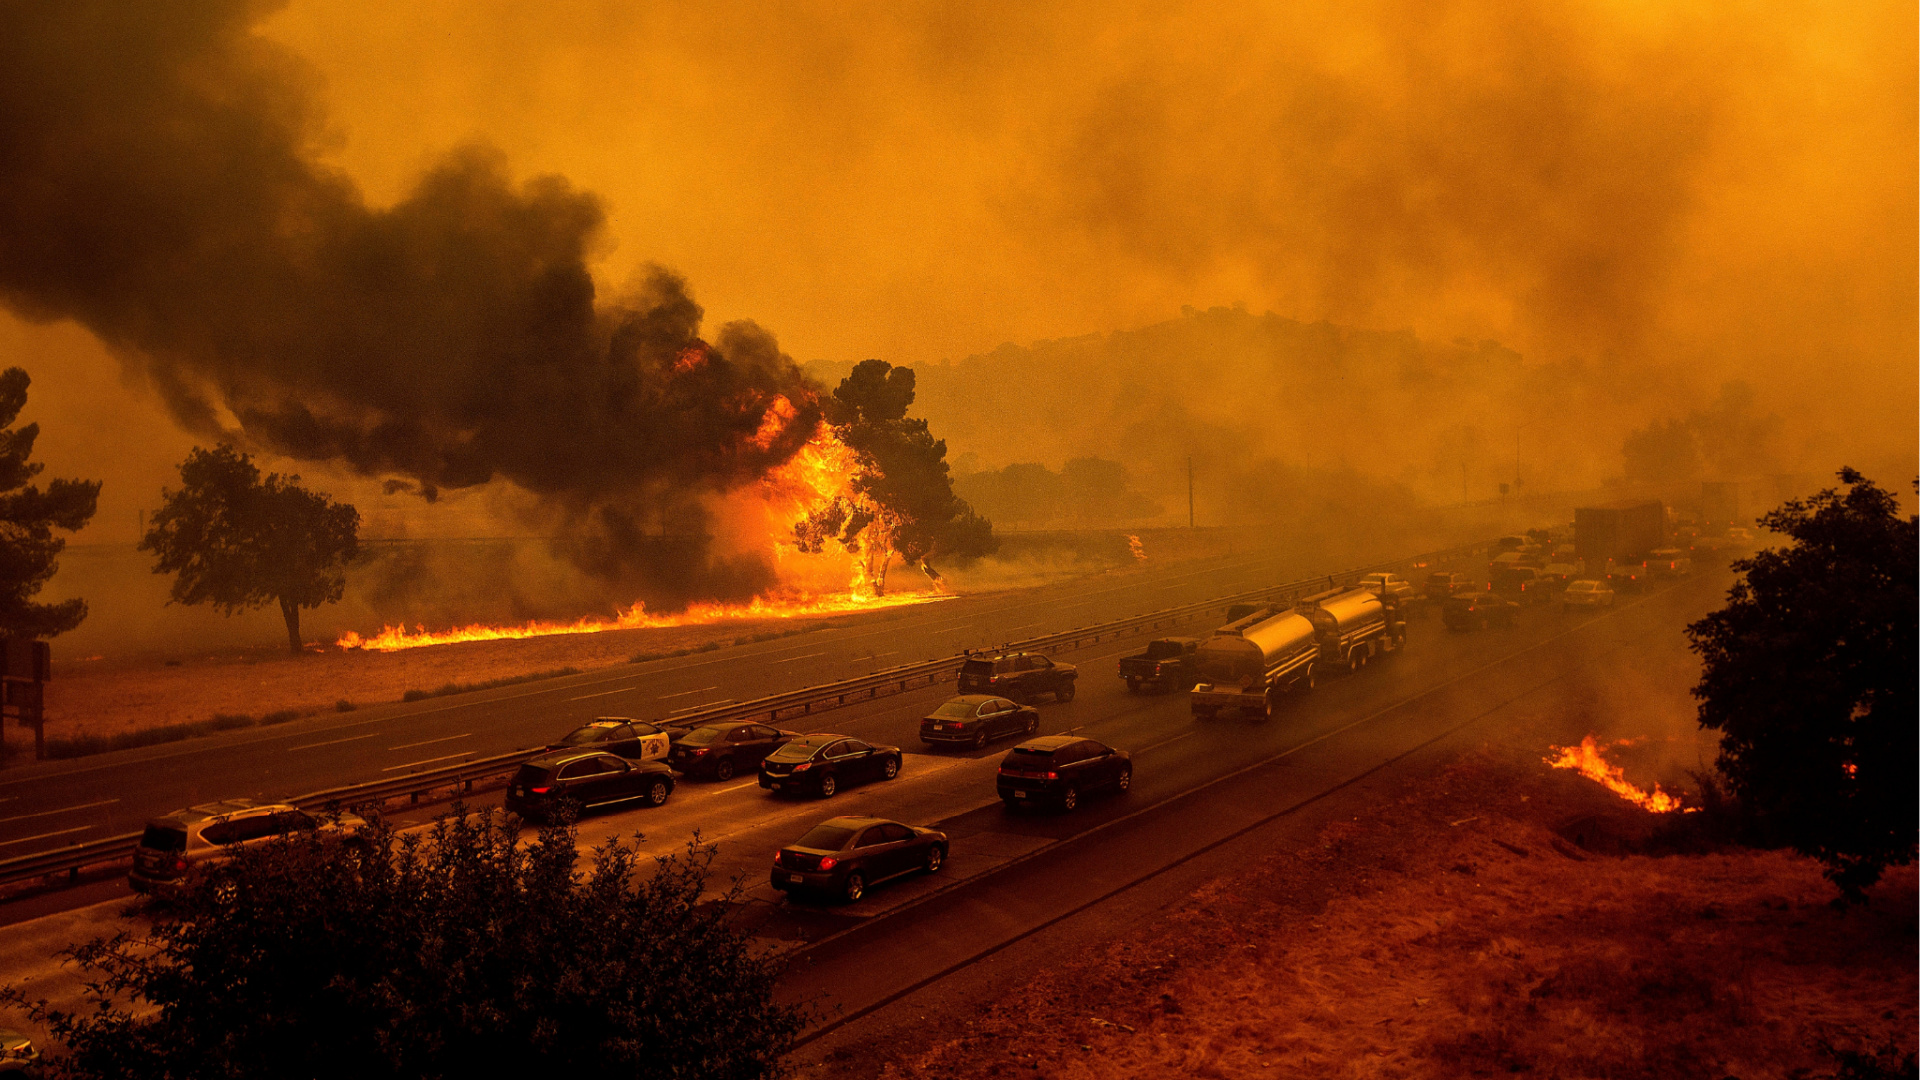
top-left (140, 823), bottom-right (187, 852)
top-left (793, 824), bottom-right (857, 851)
top-left (932, 702), bottom-right (975, 719)
top-left (677, 726), bottom-right (723, 747)
top-left (512, 764), bottom-right (554, 785)
top-left (767, 736), bottom-right (835, 761)
top-left (960, 659), bottom-right (995, 676)
top-left (558, 726), bottom-right (609, 745)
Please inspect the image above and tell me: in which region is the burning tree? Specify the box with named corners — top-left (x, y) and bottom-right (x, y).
top-left (793, 360), bottom-right (994, 593)
top-left (0, 367), bottom-right (100, 638)
top-left (140, 445), bottom-right (360, 653)
top-left (1685, 468), bottom-right (1917, 900)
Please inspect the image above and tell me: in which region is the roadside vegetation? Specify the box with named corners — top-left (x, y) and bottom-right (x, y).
top-left (2, 809), bottom-right (805, 1079)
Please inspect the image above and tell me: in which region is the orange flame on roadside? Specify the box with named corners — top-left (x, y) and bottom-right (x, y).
top-left (1544, 735), bottom-right (1699, 814)
top-left (1127, 534), bottom-right (1147, 561)
top-left (337, 418), bottom-right (942, 652)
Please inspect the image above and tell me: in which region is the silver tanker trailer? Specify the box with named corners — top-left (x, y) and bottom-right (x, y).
top-left (1189, 586), bottom-right (1406, 720)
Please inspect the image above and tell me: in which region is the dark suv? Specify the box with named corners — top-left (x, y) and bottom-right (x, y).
top-left (996, 736), bottom-right (1131, 811)
top-left (505, 750), bottom-right (675, 823)
top-left (1423, 572), bottom-right (1478, 604)
top-left (1442, 592), bottom-right (1519, 630)
top-left (667, 721), bottom-right (798, 780)
top-left (957, 652), bottom-right (1077, 703)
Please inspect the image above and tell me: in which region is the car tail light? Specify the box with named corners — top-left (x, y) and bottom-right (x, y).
top-left (793, 762), bottom-right (812, 772)
top-left (818, 856), bottom-right (837, 870)
top-left (530, 786), bottom-right (551, 795)
top-left (688, 748), bottom-right (709, 757)
top-left (1044, 771), bottom-right (1059, 781)
top-left (172, 858), bottom-right (188, 872)
top-left (773, 850), bottom-right (783, 865)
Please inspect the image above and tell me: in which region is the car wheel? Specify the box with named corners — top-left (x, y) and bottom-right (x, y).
top-left (972, 730), bottom-right (988, 750)
top-left (1116, 768), bottom-right (1132, 793)
top-left (1305, 665), bottom-right (1318, 690)
top-left (818, 773), bottom-right (837, 798)
top-left (1125, 678), bottom-right (1140, 693)
top-left (1194, 706), bottom-right (1217, 720)
top-left (554, 797), bottom-right (583, 824)
top-left (1025, 713), bottom-right (1039, 735)
top-left (645, 779), bottom-right (670, 807)
top-left (713, 758), bottom-right (736, 782)
top-left (1058, 682), bottom-right (1076, 703)
top-left (843, 872), bottom-right (865, 903)
top-left (925, 845), bottom-right (945, 874)
top-left (1001, 796), bottom-right (1021, 811)
top-left (882, 756), bottom-right (900, 780)
top-left (1060, 787), bottom-right (1079, 812)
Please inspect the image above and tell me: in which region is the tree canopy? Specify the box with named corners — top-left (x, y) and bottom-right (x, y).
top-left (3, 810), bottom-right (804, 1079)
top-left (1685, 468), bottom-right (1917, 900)
top-left (0, 367), bottom-right (100, 638)
top-left (139, 445), bottom-right (360, 653)
top-left (799, 359), bottom-right (995, 591)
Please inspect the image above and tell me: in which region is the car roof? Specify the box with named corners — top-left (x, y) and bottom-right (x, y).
top-left (813, 815), bottom-right (892, 830)
top-left (522, 748), bottom-right (623, 768)
top-left (154, 798), bottom-right (292, 826)
top-left (584, 718), bottom-right (639, 727)
top-left (944, 694), bottom-right (1004, 705)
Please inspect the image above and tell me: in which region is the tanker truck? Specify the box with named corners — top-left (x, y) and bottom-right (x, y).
top-left (1189, 586), bottom-right (1406, 720)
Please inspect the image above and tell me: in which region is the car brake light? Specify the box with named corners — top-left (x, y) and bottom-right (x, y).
top-left (689, 748), bottom-right (709, 756)
top-left (818, 856), bottom-right (837, 870)
top-left (172, 858), bottom-right (188, 872)
top-left (529, 786), bottom-right (551, 795)
top-left (773, 850), bottom-right (783, 865)
top-left (793, 762), bottom-right (811, 772)
top-left (1045, 771), bottom-right (1059, 781)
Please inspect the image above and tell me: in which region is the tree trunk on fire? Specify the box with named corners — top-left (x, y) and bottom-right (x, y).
top-left (281, 598), bottom-right (303, 654)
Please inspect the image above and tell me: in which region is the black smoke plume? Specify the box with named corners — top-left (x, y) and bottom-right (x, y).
top-left (0, 0), bottom-right (821, 606)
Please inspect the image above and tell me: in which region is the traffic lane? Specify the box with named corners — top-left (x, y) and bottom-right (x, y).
top-left (0, 543), bottom-right (1328, 849)
top-left (774, 572), bottom-right (1722, 1032)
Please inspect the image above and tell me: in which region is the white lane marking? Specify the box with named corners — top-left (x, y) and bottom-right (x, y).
top-left (1138, 731), bottom-right (1197, 753)
top-left (389, 733), bottom-right (472, 751)
top-left (1003, 623), bottom-right (1039, 632)
top-left (0, 798), bottom-right (119, 824)
top-left (0, 826), bottom-right (92, 846)
top-left (658, 686), bottom-right (720, 700)
top-left (289, 732), bottom-right (379, 752)
top-left (567, 687), bottom-right (634, 701)
top-left (932, 625), bottom-right (975, 634)
top-left (872, 652), bottom-right (899, 659)
top-left (670, 699), bottom-right (734, 715)
top-left (780, 652), bottom-right (827, 663)
top-left (382, 751), bottom-right (477, 772)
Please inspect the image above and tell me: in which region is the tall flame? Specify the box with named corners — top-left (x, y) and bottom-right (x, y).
top-left (337, 413), bottom-right (944, 652)
top-left (1127, 534), bottom-right (1147, 561)
top-left (1544, 735), bottom-right (1699, 814)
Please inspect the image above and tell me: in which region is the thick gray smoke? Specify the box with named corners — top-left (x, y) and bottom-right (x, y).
top-left (0, 0), bottom-right (821, 605)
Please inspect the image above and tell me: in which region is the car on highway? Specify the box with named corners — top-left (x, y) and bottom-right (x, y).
top-left (1646, 549), bottom-right (1692, 578)
top-left (919, 695), bottom-right (1039, 748)
top-left (130, 800), bottom-right (365, 899)
top-left (505, 749), bottom-right (675, 823)
top-left (1423, 571), bottom-right (1478, 604)
top-left (1442, 592), bottom-right (1518, 630)
top-left (1357, 572), bottom-right (1417, 605)
top-left (996, 736), bottom-right (1132, 812)
top-left (770, 816), bottom-right (948, 903)
top-left (1118, 637), bottom-right (1202, 693)
top-left (667, 721), bottom-right (799, 780)
top-left (957, 652), bottom-right (1078, 703)
top-left (1604, 559), bottom-right (1647, 592)
top-left (1489, 565), bottom-right (1551, 605)
top-left (546, 717), bottom-right (673, 762)
top-left (1538, 561), bottom-right (1581, 589)
top-left (1561, 579), bottom-right (1615, 611)
top-left (0, 1027), bottom-right (39, 1074)
top-left (759, 734), bottom-right (903, 797)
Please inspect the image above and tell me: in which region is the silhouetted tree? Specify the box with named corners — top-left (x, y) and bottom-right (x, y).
top-left (800, 359), bottom-right (995, 590)
top-left (0, 368), bottom-right (101, 638)
top-left (1, 810), bottom-right (804, 1079)
top-left (140, 445), bottom-right (359, 653)
top-left (1685, 468), bottom-right (1917, 900)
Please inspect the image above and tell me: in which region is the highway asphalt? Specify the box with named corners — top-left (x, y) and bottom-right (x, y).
top-left (0, 533), bottom-right (1438, 863)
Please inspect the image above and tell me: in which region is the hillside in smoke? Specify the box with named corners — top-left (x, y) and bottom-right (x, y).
top-left (809, 305), bottom-right (1859, 529)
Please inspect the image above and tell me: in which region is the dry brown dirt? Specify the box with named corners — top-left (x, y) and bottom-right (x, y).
top-left (836, 743), bottom-right (1917, 1080)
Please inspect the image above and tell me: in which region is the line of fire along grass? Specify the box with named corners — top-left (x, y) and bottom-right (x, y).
top-left (23, 619), bottom-right (857, 763)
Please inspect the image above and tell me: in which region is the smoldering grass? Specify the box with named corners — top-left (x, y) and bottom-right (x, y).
top-left (399, 667), bottom-right (582, 703)
top-left (629, 641), bottom-right (722, 664)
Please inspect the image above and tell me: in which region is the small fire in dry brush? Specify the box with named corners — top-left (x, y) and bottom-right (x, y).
top-left (1544, 735), bottom-right (1699, 814)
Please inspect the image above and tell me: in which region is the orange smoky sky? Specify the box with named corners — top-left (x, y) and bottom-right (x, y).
top-left (5, 0), bottom-right (1914, 542)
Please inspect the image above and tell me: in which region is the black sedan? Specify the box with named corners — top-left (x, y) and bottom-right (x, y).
top-left (505, 750), bottom-right (675, 823)
top-left (1442, 591), bottom-right (1519, 630)
top-left (667, 721), bottom-right (798, 780)
top-left (919, 694), bottom-right (1039, 749)
top-left (771, 816), bottom-right (948, 903)
top-left (759, 734), bottom-right (902, 798)
top-left (996, 736), bottom-right (1132, 812)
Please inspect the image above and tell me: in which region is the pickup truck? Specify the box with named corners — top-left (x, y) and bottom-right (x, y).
top-left (1118, 637), bottom-right (1200, 693)
top-left (958, 652), bottom-right (1078, 703)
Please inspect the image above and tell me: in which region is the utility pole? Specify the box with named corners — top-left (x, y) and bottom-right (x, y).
top-left (1187, 456), bottom-right (1195, 529)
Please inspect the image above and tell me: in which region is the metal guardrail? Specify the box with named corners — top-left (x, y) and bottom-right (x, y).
top-left (0, 539), bottom-right (1486, 894)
